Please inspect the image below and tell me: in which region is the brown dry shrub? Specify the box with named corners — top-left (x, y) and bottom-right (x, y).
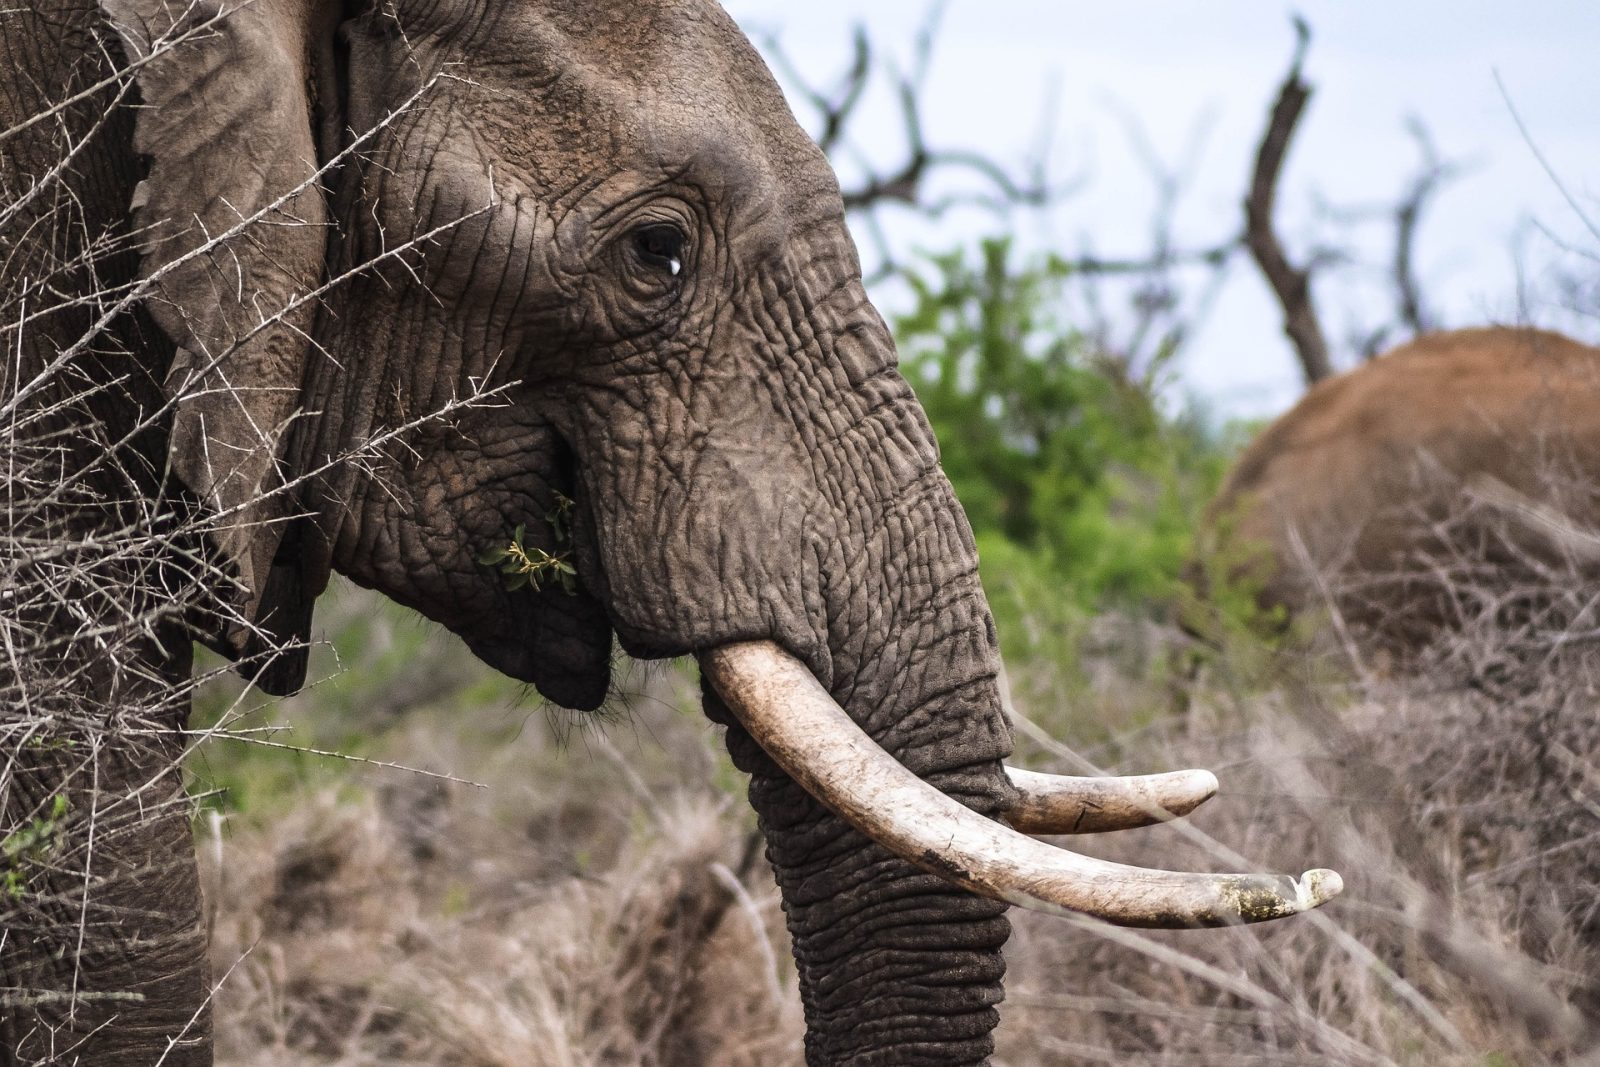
top-left (207, 787), bottom-right (802, 1067)
top-left (200, 655), bottom-right (803, 1067)
top-left (998, 673), bottom-right (1600, 1066)
top-left (997, 496), bottom-right (1600, 1066)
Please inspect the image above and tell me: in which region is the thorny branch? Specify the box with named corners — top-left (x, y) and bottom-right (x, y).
top-left (0, 10), bottom-right (512, 1023)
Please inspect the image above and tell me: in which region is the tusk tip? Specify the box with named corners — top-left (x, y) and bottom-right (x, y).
top-left (1180, 768), bottom-right (1220, 804)
top-left (1218, 867), bottom-right (1343, 924)
top-left (1296, 868), bottom-right (1344, 910)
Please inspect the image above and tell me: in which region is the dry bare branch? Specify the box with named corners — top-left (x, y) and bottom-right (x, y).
top-left (759, 3), bottom-right (1065, 280)
top-left (1244, 16), bottom-right (1334, 386)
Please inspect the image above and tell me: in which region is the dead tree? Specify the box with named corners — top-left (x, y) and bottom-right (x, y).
top-left (771, 11), bottom-right (1465, 396)
top-left (1243, 17), bottom-right (1334, 386)
top-left (760, 2), bottom-right (1060, 280)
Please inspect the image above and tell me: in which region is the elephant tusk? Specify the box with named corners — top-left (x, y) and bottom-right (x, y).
top-left (700, 641), bottom-right (1342, 929)
top-left (1000, 767), bottom-right (1218, 835)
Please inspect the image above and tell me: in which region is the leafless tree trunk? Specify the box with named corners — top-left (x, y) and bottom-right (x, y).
top-left (1244, 17), bottom-right (1334, 386)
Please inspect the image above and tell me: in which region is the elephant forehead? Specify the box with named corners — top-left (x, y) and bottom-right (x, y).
top-left (427, 0), bottom-right (837, 206)
top-left (522, 0), bottom-right (776, 104)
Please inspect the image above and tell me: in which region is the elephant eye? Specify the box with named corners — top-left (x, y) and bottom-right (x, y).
top-left (631, 223), bottom-right (686, 276)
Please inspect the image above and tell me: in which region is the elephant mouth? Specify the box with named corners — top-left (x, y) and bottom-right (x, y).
top-left (700, 641), bottom-right (1344, 929)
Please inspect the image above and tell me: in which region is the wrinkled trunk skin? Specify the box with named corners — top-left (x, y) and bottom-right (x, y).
top-left (705, 480), bottom-right (1017, 1064)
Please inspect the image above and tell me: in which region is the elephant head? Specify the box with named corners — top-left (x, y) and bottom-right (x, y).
top-left (100, 0), bottom-right (1340, 1060)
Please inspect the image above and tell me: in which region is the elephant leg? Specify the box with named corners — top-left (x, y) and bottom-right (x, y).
top-left (2, 732), bottom-right (211, 1066)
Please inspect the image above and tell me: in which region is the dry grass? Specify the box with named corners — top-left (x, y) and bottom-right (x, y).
top-left (999, 675), bottom-right (1600, 1066)
top-left (207, 790), bottom-right (801, 1067)
top-left (193, 558), bottom-right (1600, 1066)
top-left (196, 598), bottom-right (804, 1067)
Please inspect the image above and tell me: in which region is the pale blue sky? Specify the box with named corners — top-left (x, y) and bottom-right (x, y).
top-left (725, 1), bottom-right (1600, 416)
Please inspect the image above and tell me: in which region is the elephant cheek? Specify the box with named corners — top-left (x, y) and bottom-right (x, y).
top-left (338, 417), bottom-right (617, 712)
top-left (565, 437), bottom-right (830, 668)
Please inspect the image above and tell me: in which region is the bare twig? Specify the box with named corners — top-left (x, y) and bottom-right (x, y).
top-left (1495, 70), bottom-right (1600, 247)
top-left (760, 2), bottom-right (1063, 279)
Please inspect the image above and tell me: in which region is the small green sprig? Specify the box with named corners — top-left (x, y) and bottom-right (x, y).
top-left (478, 522), bottom-right (577, 594)
top-left (2, 794), bottom-right (68, 901)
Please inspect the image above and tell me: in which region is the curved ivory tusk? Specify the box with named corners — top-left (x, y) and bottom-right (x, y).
top-left (1001, 767), bottom-right (1218, 835)
top-left (701, 641), bottom-right (1342, 929)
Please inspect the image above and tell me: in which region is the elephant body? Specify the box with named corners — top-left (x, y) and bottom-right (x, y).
top-left (1199, 326), bottom-right (1600, 652)
top-left (2, 3), bottom-right (1015, 1062)
top-left (2, 2), bottom-right (1334, 1063)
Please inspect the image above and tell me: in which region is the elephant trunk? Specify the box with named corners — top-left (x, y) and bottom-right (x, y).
top-left (558, 261), bottom-right (1338, 1062)
top-left (704, 694), bottom-right (1013, 1063)
top-left (701, 454), bottom-right (1017, 1065)
top-left (694, 399), bottom-right (1338, 1062)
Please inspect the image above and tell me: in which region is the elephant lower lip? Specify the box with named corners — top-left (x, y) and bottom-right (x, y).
top-left (467, 431), bottom-right (613, 710)
top-left (473, 630), bottom-right (610, 711)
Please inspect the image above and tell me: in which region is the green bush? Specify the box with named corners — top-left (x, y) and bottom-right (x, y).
top-left (895, 237), bottom-right (1232, 615)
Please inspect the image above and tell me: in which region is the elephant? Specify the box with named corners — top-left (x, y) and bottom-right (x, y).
top-left (0, 1), bottom-right (1341, 1063)
top-left (1194, 326), bottom-right (1600, 656)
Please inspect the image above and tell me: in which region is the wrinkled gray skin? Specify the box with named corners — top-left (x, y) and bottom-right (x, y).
top-left (2, 1), bottom-right (1016, 1064)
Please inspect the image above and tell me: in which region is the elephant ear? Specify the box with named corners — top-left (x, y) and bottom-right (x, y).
top-left (100, 0), bottom-right (336, 690)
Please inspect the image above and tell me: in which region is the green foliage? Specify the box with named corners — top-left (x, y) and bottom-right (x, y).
top-left (2, 794), bottom-right (69, 900)
top-left (895, 237), bottom-right (1231, 613)
top-left (478, 497), bottom-right (578, 594)
top-left (545, 490), bottom-right (574, 547)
